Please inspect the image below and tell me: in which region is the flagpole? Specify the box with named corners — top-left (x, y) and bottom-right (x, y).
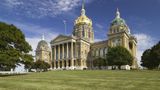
top-left (63, 20), bottom-right (67, 35)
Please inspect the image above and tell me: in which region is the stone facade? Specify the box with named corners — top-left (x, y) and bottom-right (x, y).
top-left (35, 35), bottom-right (52, 66)
top-left (36, 3), bottom-right (138, 70)
top-left (90, 9), bottom-right (138, 69)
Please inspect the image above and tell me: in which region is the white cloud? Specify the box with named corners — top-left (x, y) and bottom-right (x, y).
top-left (95, 38), bottom-right (103, 42)
top-left (95, 23), bottom-right (104, 29)
top-left (26, 33), bottom-right (58, 56)
top-left (24, 28), bottom-right (59, 56)
top-left (0, 18), bottom-right (59, 56)
top-left (5, 0), bottom-right (23, 7)
top-left (134, 33), bottom-right (156, 66)
top-left (1, 0), bottom-right (93, 18)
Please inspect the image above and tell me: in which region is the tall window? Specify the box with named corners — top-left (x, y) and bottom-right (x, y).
top-left (100, 48), bottom-right (103, 57)
top-left (82, 26), bottom-right (85, 37)
top-left (112, 38), bottom-right (121, 46)
top-left (88, 30), bottom-right (90, 38)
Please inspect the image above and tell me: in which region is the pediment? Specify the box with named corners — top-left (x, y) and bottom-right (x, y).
top-left (50, 35), bottom-right (72, 44)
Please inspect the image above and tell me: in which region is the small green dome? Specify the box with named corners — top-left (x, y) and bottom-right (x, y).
top-left (111, 8), bottom-right (126, 26)
top-left (111, 17), bottom-right (126, 26)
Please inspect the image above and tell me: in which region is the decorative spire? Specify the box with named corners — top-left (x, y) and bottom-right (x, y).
top-left (116, 8), bottom-right (120, 18)
top-left (82, 0), bottom-right (85, 9)
top-left (81, 0), bottom-right (85, 16)
top-left (41, 33), bottom-right (45, 40)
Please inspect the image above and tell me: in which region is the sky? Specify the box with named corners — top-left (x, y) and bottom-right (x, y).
top-left (0, 0), bottom-right (160, 67)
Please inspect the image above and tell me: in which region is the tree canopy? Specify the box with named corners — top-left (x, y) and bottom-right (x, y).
top-left (93, 57), bottom-right (107, 69)
top-left (141, 41), bottom-right (160, 69)
top-left (0, 22), bottom-right (33, 71)
top-left (31, 60), bottom-right (50, 72)
top-left (106, 46), bottom-right (133, 69)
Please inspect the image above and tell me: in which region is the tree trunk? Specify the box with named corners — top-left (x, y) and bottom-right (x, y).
top-left (118, 65), bottom-right (121, 70)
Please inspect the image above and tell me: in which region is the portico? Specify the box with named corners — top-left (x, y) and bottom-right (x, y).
top-left (50, 35), bottom-right (86, 70)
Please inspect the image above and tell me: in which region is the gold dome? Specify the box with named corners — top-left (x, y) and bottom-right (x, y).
top-left (75, 14), bottom-right (92, 26)
top-left (74, 0), bottom-right (92, 26)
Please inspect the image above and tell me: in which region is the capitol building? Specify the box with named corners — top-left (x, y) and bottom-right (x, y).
top-left (35, 2), bottom-right (138, 70)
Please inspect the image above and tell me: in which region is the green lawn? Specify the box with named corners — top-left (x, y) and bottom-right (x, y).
top-left (0, 70), bottom-right (160, 90)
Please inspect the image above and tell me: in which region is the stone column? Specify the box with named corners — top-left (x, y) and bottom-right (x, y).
top-left (54, 46), bottom-right (57, 69)
top-left (75, 42), bottom-right (77, 68)
top-left (62, 43), bottom-right (64, 69)
top-left (58, 45), bottom-right (60, 69)
top-left (122, 36), bottom-right (126, 48)
top-left (71, 41), bottom-right (74, 69)
top-left (66, 42), bottom-right (69, 69)
top-left (80, 30), bottom-right (82, 37)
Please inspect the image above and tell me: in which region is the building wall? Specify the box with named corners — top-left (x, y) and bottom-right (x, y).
top-left (36, 50), bottom-right (51, 66)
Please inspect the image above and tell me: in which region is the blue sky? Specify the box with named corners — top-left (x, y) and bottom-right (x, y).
top-left (0, 0), bottom-right (160, 65)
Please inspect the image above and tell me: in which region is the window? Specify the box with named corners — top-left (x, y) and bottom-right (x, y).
top-left (112, 39), bottom-right (121, 46)
top-left (129, 42), bottom-right (133, 50)
top-left (100, 48), bottom-right (103, 57)
top-left (96, 49), bottom-right (99, 56)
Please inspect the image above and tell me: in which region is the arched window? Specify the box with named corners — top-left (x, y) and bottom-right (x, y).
top-left (113, 29), bottom-right (116, 33)
top-left (82, 30), bottom-right (85, 37)
top-left (104, 48), bottom-right (107, 55)
top-left (129, 42), bottom-right (133, 50)
top-left (100, 48), bottom-right (103, 57)
top-left (116, 29), bottom-right (118, 33)
top-left (96, 49), bottom-right (99, 56)
top-left (103, 48), bottom-right (106, 57)
top-left (88, 31), bottom-right (90, 38)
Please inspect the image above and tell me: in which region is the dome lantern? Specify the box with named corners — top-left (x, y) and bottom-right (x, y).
top-left (36, 34), bottom-right (50, 51)
top-left (116, 8), bottom-right (120, 18)
top-left (111, 8), bottom-right (126, 26)
top-left (41, 33), bottom-right (45, 40)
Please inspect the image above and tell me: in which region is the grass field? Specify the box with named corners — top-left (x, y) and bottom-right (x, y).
top-left (0, 70), bottom-right (160, 90)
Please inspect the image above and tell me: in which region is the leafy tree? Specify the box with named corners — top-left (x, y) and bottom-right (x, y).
top-left (0, 22), bottom-right (33, 71)
top-left (32, 60), bottom-right (50, 72)
top-left (141, 41), bottom-right (160, 69)
top-left (93, 57), bottom-right (107, 69)
top-left (22, 54), bottom-right (34, 70)
top-left (106, 46), bottom-right (133, 69)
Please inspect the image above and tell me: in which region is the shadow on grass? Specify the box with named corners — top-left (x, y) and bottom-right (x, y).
top-left (0, 73), bottom-right (28, 77)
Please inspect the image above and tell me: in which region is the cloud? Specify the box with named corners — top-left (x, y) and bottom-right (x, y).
top-left (26, 33), bottom-right (58, 56)
top-left (0, 18), bottom-right (60, 72)
top-left (0, 18), bottom-right (59, 56)
top-left (134, 33), bottom-right (156, 66)
top-left (21, 24), bottom-right (59, 56)
top-left (5, 0), bottom-right (23, 7)
top-left (95, 23), bottom-right (104, 29)
top-left (1, 0), bottom-right (93, 18)
top-left (95, 38), bottom-right (103, 42)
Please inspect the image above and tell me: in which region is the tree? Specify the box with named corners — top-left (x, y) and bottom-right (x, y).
top-left (93, 57), bottom-right (107, 69)
top-left (141, 41), bottom-right (160, 69)
top-left (0, 22), bottom-right (33, 71)
top-left (22, 54), bottom-right (34, 70)
top-left (32, 60), bottom-right (50, 72)
top-left (106, 46), bottom-right (133, 69)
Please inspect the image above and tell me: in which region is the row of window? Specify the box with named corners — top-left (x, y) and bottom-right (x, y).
top-left (92, 48), bottom-right (108, 57)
